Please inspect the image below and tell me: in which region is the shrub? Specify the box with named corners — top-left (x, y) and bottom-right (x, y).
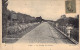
top-left (70, 28), bottom-right (79, 42)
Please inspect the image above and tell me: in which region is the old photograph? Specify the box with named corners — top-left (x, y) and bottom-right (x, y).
top-left (2, 0), bottom-right (79, 44)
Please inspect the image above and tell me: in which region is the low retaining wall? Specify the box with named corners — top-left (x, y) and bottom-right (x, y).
top-left (55, 27), bottom-right (78, 44)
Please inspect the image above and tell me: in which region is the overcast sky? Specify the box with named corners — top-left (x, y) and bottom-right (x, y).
top-left (7, 0), bottom-right (80, 21)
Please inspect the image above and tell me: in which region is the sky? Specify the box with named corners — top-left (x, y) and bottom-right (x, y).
top-left (7, 0), bottom-right (80, 21)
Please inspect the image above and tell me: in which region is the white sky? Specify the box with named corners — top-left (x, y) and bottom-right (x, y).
top-left (7, 0), bottom-right (80, 21)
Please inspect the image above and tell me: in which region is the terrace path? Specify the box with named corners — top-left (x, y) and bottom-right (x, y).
top-left (16, 22), bottom-right (74, 44)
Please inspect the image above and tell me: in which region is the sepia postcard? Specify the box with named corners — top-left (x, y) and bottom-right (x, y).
top-left (0, 0), bottom-right (80, 50)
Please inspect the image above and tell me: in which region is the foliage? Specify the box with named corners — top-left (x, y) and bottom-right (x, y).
top-left (2, 0), bottom-right (9, 37)
top-left (2, 0), bottom-right (44, 37)
top-left (68, 17), bottom-right (79, 28)
top-left (7, 23), bottom-right (39, 35)
top-left (36, 16), bottom-right (43, 23)
top-left (56, 15), bottom-right (79, 28)
top-left (71, 28), bottom-right (79, 42)
top-left (56, 15), bottom-right (79, 42)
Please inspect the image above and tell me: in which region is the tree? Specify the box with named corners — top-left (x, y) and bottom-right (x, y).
top-left (56, 16), bottom-right (68, 26)
top-left (2, 0), bottom-right (8, 37)
top-left (68, 17), bottom-right (79, 28)
top-left (36, 16), bottom-right (43, 23)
